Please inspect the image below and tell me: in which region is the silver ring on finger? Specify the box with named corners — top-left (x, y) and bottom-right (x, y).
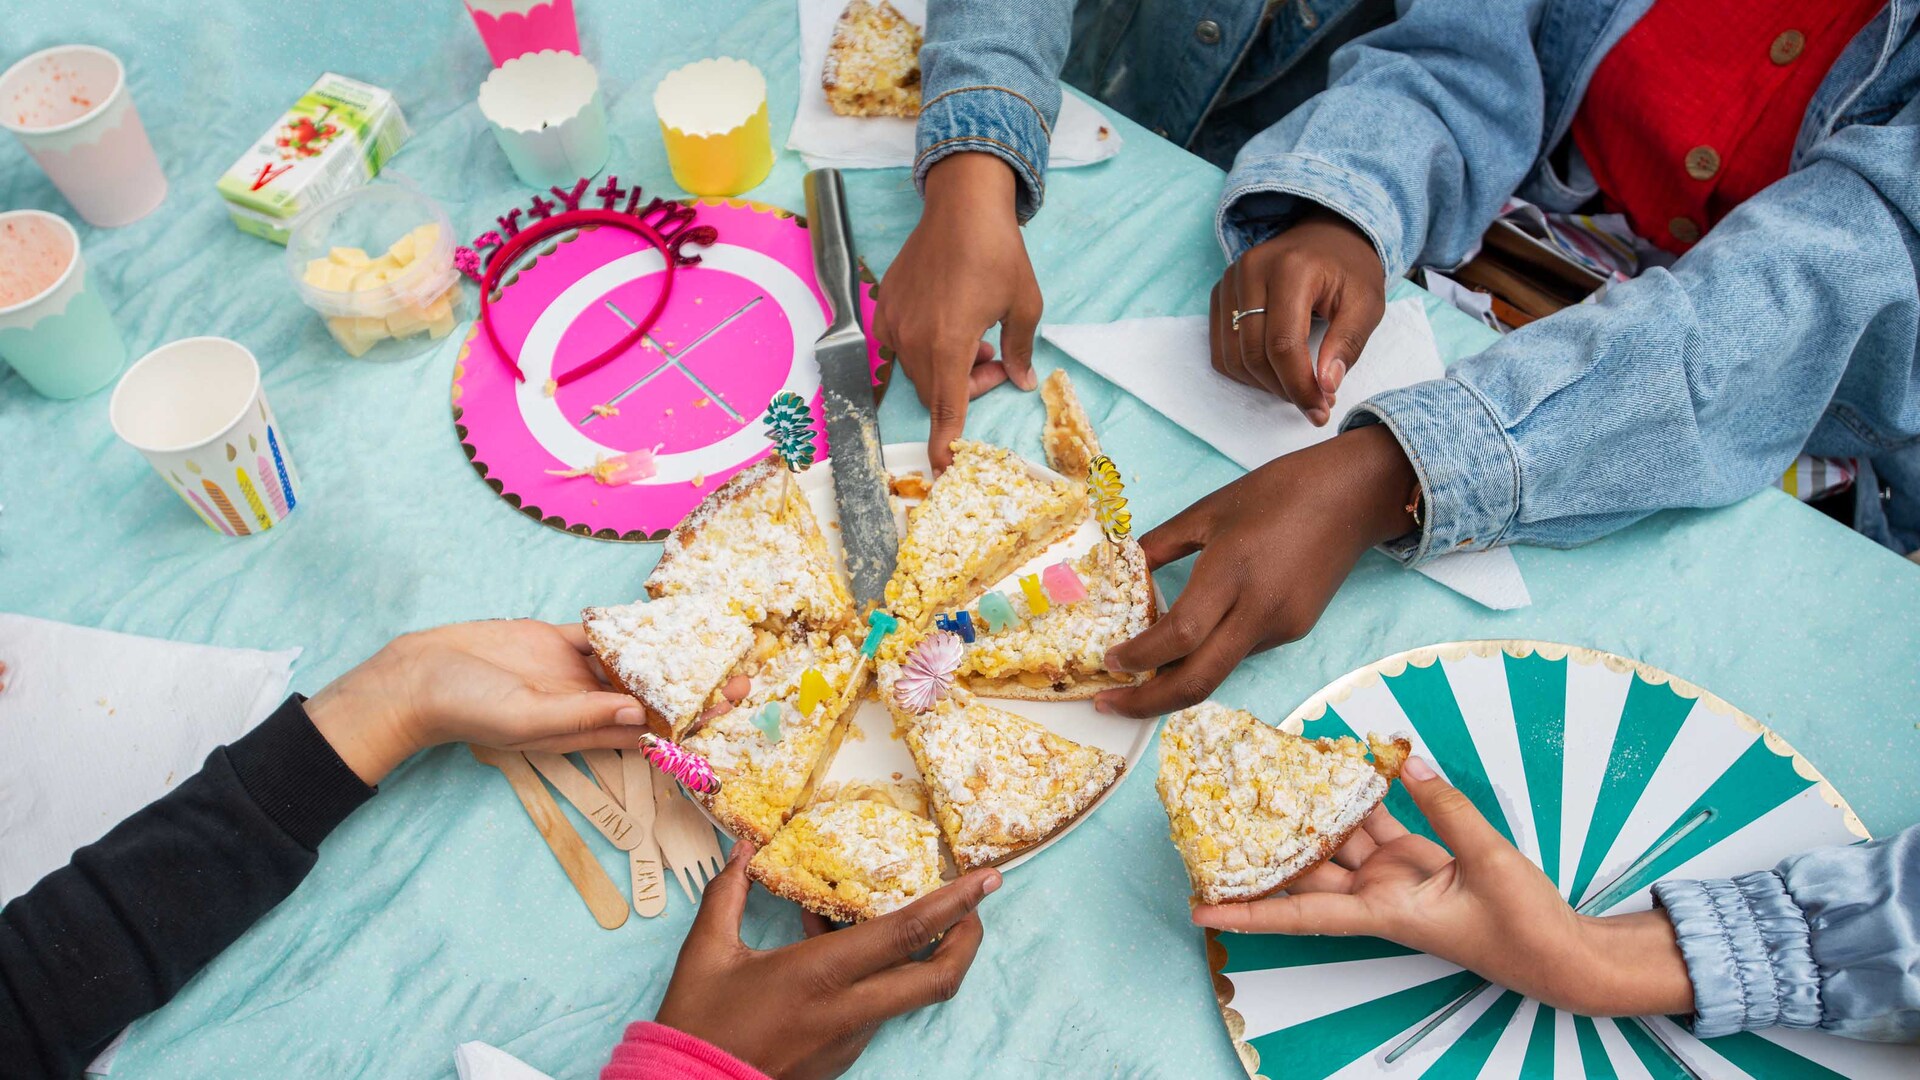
top-left (1230, 307), bottom-right (1266, 333)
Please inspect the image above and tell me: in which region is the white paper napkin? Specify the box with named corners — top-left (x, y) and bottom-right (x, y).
top-left (1042, 299), bottom-right (1532, 609)
top-left (0, 614), bottom-right (301, 903)
top-left (455, 1042), bottom-right (556, 1080)
top-left (788, 0), bottom-right (1123, 170)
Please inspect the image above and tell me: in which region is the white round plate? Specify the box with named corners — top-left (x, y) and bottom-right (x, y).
top-left (792, 441), bottom-right (1158, 874)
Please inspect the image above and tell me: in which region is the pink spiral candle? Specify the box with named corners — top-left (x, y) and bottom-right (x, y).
top-left (638, 732), bottom-right (719, 795)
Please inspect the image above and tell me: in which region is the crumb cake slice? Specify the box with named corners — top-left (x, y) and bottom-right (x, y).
top-left (584, 596), bottom-right (754, 739)
top-left (822, 0), bottom-right (923, 118)
top-left (647, 458), bottom-right (853, 632)
top-left (961, 539), bottom-right (1157, 701)
top-left (1157, 702), bottom-right (1409, 904)
top-left (1040, 369), bottom-right (1101, 481)
top-left (749, 799), bottom-right (944, 922)
top-left (684, 631), bottom-right (868, 845)
top-left (884, 440), bottom-right (1088, 628)
top-left (906, 699), bottom-right (1125, 872)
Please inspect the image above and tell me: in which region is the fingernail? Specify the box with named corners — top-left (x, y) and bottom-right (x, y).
top-left (1403, 755), bottom-right (1436, 781)
top-left (1092, 696), bottom-right (1113, 714)
top-left (982, 870), bottom-right (1002, 894)
top-left (1322, 358), bottom-right (1347, 393)
top-left (1308, 407), bottom-right (1330, 427)
top-left (1103, 650), bottom-right (1132, 674)
top-left (615, 706), bottom-right (646, 726)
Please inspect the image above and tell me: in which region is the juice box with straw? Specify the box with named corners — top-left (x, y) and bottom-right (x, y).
top-left (215, 73), bottom-right (409, 244)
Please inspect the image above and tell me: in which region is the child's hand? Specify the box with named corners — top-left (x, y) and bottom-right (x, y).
top-left (656, 842), bottom-right (999, 1080)
top-left (305, 620), bottom-right (646, 784)
top-left (1211, 209), bottom-right (1385, 425)
top-left (1194, 757), bottom-right (1696, 1018)
top-left (1095, 425), bottom-right (1417, 719)
top-left (873, 152), bottom-right (1043, 471)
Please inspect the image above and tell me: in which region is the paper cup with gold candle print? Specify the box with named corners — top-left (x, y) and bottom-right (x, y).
top-left (109, 337), bottom-right (302, 536)
top-left (654, 58), bottom-right (773, 197)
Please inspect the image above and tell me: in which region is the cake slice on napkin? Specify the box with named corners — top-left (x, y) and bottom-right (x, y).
top-left (1157, 702), bottom-right (1409, 904)
top-left (959, 539), bottom-right (1157, 700)
top-left (647, 458), bottom-right (853, 632)
top-left (749, 798), bottom-right (944, 922)
top-left (822, 0), bottom-right (924, 118)
top-left (906, 699), bottom-right (1125, 872)
top-left (885, 439), bottom-right (1087, 628)
top-left (584, 595), bottom-right (753, 740)
top-left (683, 630), bottom-right (868, 845)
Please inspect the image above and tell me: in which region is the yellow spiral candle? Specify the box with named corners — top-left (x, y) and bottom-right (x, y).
top-left (1088, 455), bottom-right (1132, 542)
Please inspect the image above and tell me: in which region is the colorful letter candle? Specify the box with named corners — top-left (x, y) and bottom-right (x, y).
top-left (1041, 561), bottom-right (1088, 605)
top-left (477, 50), bottom-right (609, 190)
top-left (1019, 574), bottom-right (1051, 617)
top-left (935, 610), bottom-right (975, 644)
top-left (464, 0), bottom-right (581, 67)
top-left (977, 592), bottom-right (1017, 633)
top-left (108, 337), bottom-right (303, 537)
top-left (0, 45), bottom-right (167, 228)
top-left (798, 668), bottom-right (832, 715)
top-left (861, 609), bottom-right (898, 658)
top-left (0, 210), bottom-right (127, 399)
top-left (652, 58), bottom-right (773, 197)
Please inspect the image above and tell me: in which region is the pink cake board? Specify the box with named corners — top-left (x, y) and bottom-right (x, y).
top-left (453, 199), bottom-right (889, 541)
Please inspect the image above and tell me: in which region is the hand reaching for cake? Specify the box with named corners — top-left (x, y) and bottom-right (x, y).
top-left (873, 152), bottom-right (1043, 471)
top-left (304, 619), bottom-right (647, 784)
top-left (1193, 758), bottom-right (1696, 1019)
top-left (1095, 425), bottom-right (1419, 718)
top-left (655, 841), bottom-right (1000, 1080)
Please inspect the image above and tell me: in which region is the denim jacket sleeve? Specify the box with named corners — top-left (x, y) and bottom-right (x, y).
top-left (1650, 824), bottom-right (1920, 1043)
top-left (1341, 99), bottom-right (1920, 563)
top-left (1215, 0), bottom-right (1550, 271)
top-left (916, 0), bottom-right (1072, 222)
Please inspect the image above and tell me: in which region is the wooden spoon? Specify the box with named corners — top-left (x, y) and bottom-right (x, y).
top-left (469, 745), bottom-right (628, 930)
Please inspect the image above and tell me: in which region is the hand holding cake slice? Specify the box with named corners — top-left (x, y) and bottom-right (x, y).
top-left (885, 440), bottom-right (1087, 628)
top-left (959, 538), bottom-right (1157, 700)
top-left (748, 798), bottom-right (944, 922)
top-left (906, 699), bottom-right (1125, 872)
top-left (584, 595), bottom-right (754, 740)
top-left (1158, 702), bottom-right (1409, 904)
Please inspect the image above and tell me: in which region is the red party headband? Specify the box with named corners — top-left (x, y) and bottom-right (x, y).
top-left (456, 176), bottom-right (719, 386)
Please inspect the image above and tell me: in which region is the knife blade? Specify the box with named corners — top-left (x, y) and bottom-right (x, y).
top-left (804, 168), bottom-right (897, 607)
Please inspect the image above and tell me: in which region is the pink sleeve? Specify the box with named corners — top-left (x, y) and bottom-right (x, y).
top-left (601, 1021), bottom-right (770, 1080)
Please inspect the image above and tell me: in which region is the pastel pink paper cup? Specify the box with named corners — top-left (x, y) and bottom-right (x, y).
top-left (109, 337), bottom-right (302, 537)
top-left (464, 0), bottom-right (581, 67)
top-left (0, 44), bottom-right (168, 227)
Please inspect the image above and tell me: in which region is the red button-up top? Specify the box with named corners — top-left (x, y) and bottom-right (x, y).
top-left (1570, 0), bottom-right (1885, 254)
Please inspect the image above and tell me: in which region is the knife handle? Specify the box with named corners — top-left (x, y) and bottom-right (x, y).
top-left (804, 169), bottom-right (861, 337)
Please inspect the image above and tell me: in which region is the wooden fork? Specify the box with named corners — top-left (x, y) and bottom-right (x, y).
top-left (651, 768), bottom-right (724, 902)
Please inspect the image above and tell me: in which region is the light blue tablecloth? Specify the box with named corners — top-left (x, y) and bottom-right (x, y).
top-left (3, 3), bottom-right (1917, 1078)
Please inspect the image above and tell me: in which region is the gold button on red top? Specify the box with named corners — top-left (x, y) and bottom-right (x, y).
top-left (1771, 29), bottom-right (1806, 64)
top-left (1684, 145), bottom-right (1721, 181)
top-left (1669, 217), bottom-right (1702, 244)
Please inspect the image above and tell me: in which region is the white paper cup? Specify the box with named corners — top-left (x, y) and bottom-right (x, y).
top-left (109, 337), bottom-right (302, 536)
top-left (0, 210), bottom-right (127, 398)
top-left (477, 49), bottom-right (608, 189)
top-left (0, 45), bottom-right (168, 228)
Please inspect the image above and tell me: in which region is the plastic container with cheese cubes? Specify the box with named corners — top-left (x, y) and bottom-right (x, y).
top-left (286, 182), bottom-right (463, 360)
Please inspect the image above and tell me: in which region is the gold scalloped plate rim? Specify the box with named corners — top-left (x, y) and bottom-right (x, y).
top-left (1208, 638), bottom-right (1869, 1080)
top-left (449, 201), bottom-right (892, 544)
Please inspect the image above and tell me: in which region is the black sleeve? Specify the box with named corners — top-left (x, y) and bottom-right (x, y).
top-left (0, 696), bottom-right (375, 1079)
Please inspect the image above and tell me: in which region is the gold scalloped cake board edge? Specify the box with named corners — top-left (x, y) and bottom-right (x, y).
top-left (448, 199), bottom-right (892, 543)
top-left (1207, 638), bottom-right (1870, 1080)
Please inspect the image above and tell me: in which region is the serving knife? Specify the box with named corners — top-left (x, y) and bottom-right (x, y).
top-left (803, 168), bottom-right (897, 607)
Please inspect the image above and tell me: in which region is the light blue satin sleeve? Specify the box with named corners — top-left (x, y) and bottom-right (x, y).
top-left (1652, 824), bottom-right (1920, 1043)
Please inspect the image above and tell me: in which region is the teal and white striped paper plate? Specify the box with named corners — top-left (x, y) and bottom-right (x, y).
top-left (1209, 641), bottom-right (1918, 1079)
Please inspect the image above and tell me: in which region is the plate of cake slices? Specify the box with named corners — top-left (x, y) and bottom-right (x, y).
top-left (583, 377), bottom-right (1160, 922)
